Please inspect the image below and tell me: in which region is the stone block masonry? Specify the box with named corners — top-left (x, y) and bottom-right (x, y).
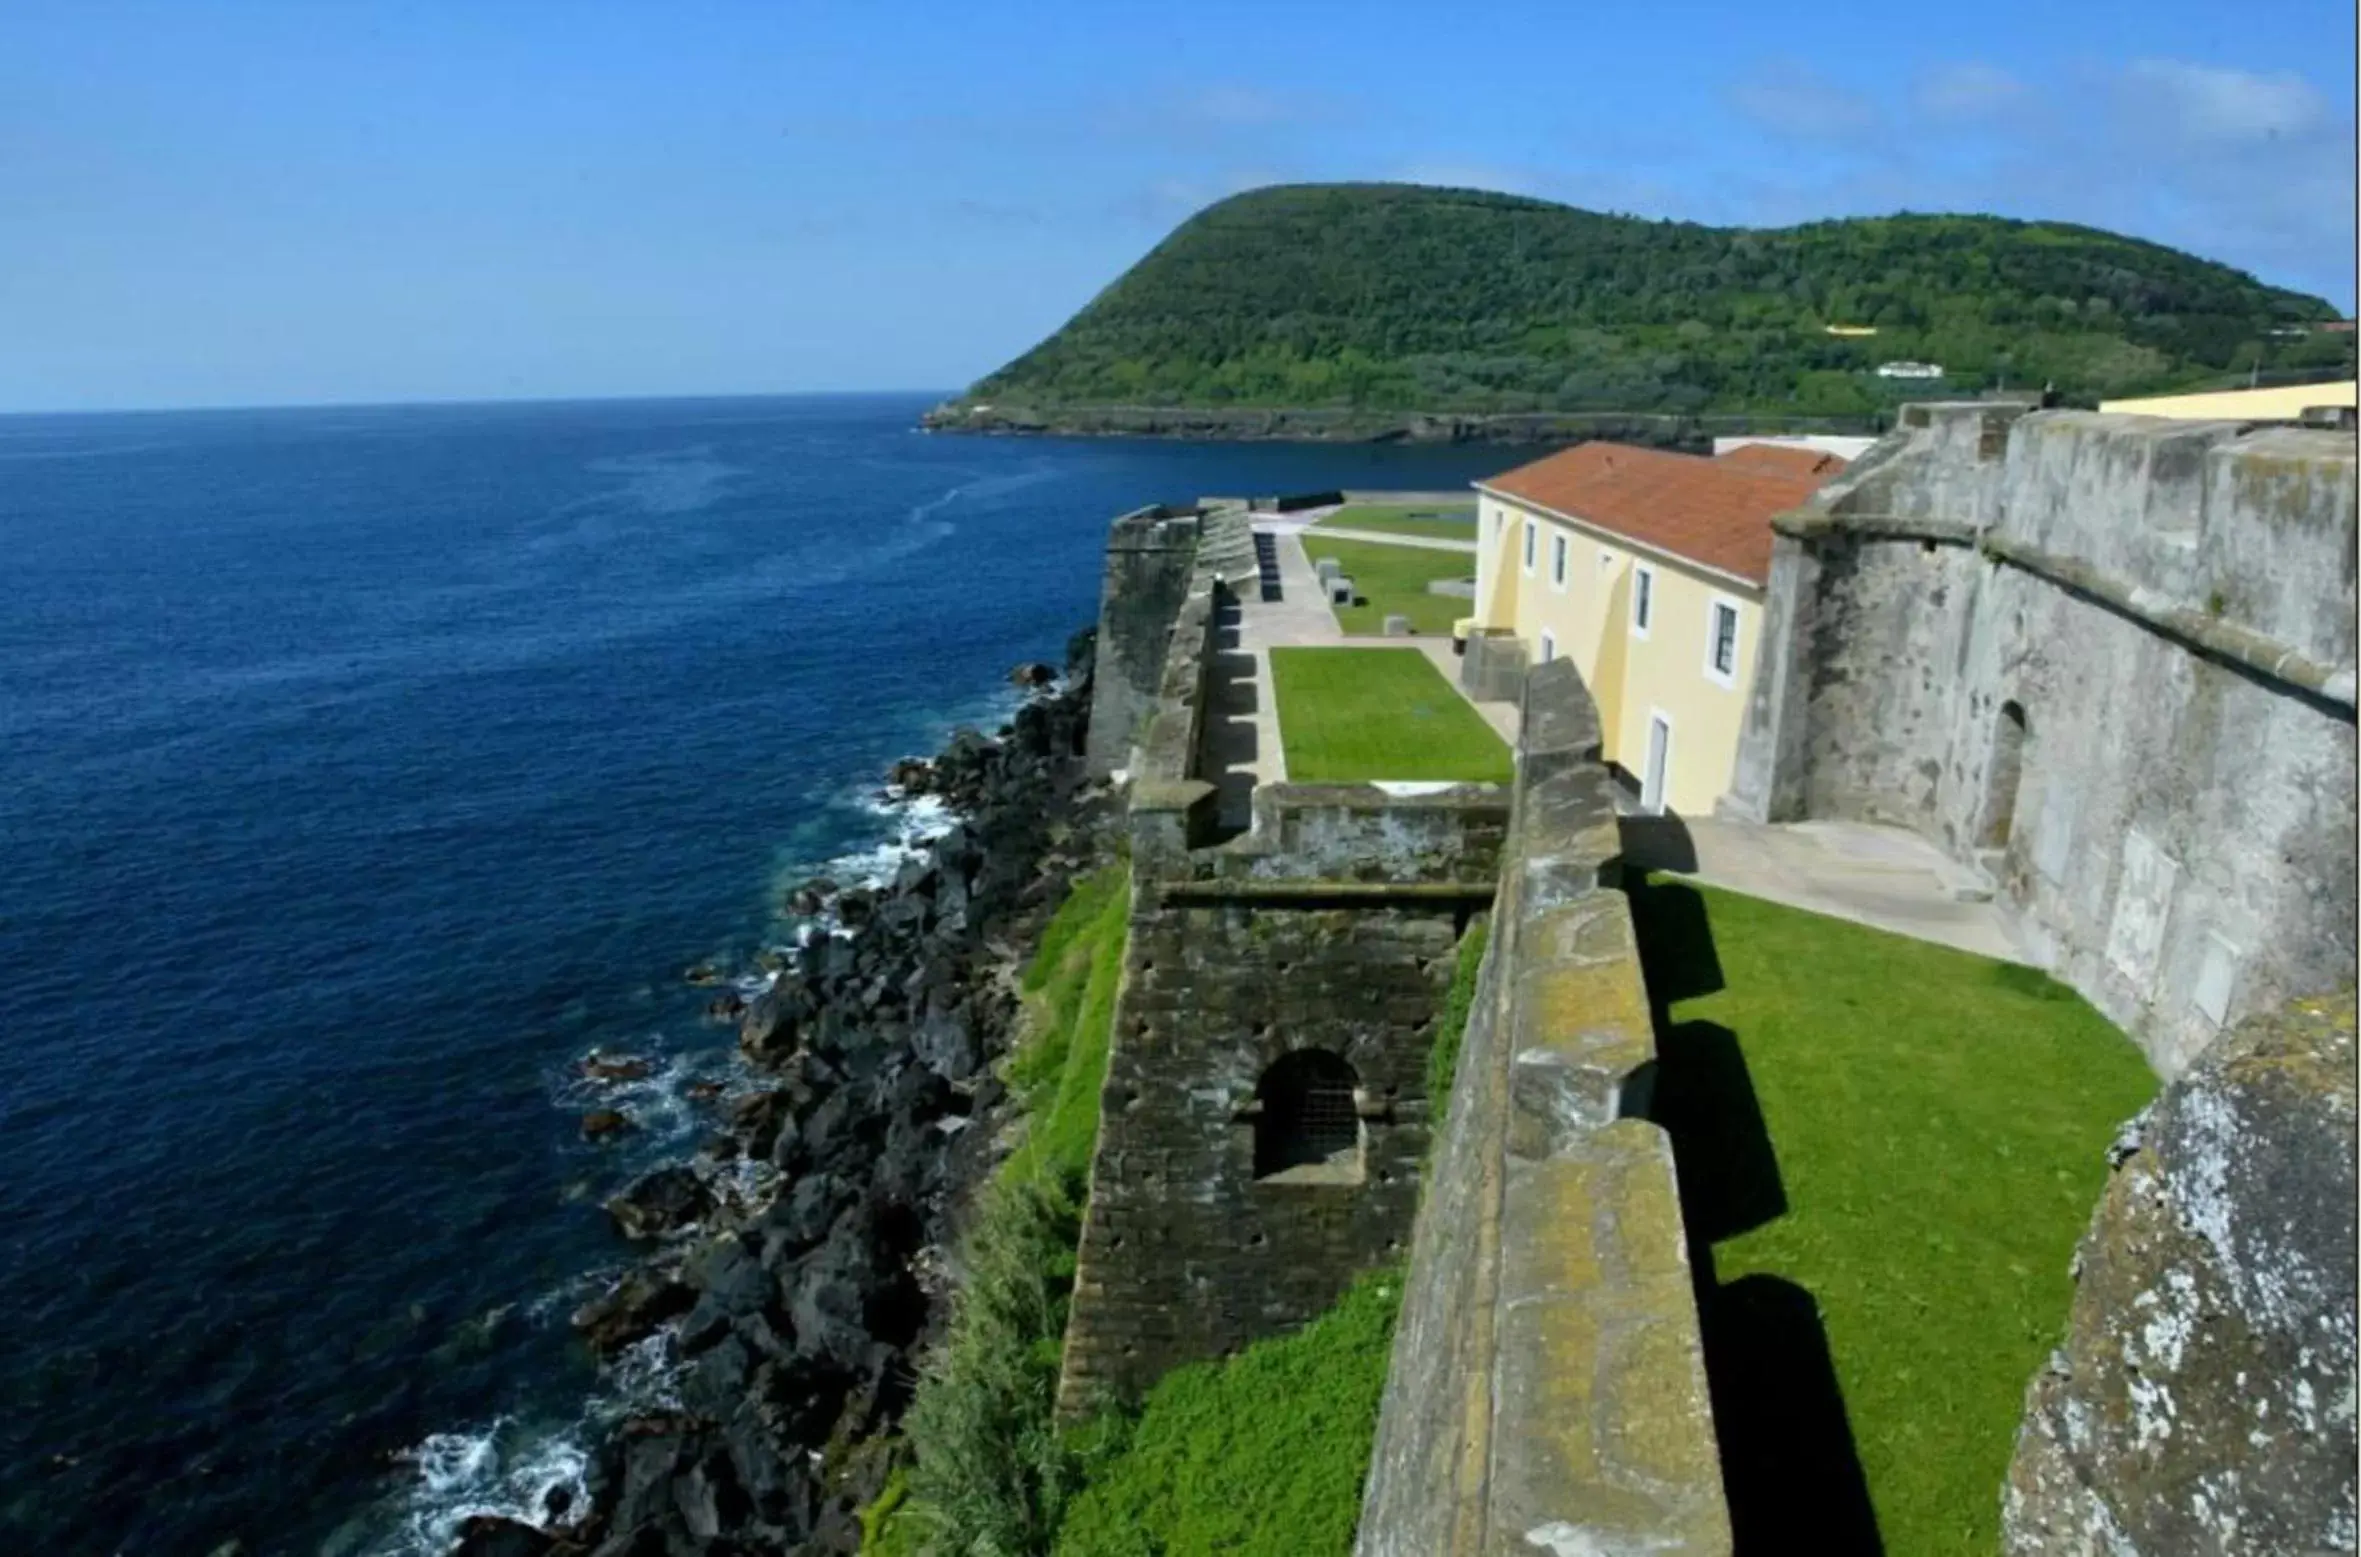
top-left (1356, 659), bottom-right (1729, 1556)
top-left (1054, 891), bottom-right (1483, 1414)
top-left (1086, 503), bottom-right (1206, 779)
top-left (1728, 404), bottom-right (2357, 1077)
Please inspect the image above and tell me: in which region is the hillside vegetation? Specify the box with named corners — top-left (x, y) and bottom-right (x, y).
top-left (943, 183), bottom-right (2350, 423)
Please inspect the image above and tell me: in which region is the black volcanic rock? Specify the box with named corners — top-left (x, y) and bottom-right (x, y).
top-left (560, 665), bottom-right (1109, 1557)
top-left (606, 1167), bottom-right (712, 1242)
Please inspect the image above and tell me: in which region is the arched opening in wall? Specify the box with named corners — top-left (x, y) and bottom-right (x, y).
top-left (1252, 1049), bottom-right (1363, 1183)
top-left (1979, 700), bottom-right (2028, 849)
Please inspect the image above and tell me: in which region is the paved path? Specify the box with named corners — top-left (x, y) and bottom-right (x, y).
top-left (1623, 813), bottom-right (2033, 964)
top-left (1294, 525), bottom-right (1476, 553)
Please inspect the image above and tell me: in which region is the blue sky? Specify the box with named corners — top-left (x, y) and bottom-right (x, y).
top-left (3, 0), bottom-right (2353, 411)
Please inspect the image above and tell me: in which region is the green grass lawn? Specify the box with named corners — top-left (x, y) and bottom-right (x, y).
top-left (1627, 877), bottom-right (2157, 1556)
top-left (1311, 503), bottom-right (1478, 543)
top-left (1270, 647), bottom-right (1512, 784)
top-left (1299, 536), bottom-right (1474, 635)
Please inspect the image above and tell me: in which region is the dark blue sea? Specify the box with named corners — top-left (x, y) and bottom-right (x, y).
top-left (0, 394), bottom-right (1515, 1556)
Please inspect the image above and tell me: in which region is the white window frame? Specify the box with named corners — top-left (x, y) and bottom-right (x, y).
top-left (1540, 629), bottom-right (1557, 663)
top-left (1522, 519), bottom-right (1537, 576)
top-left (1550, 532), bottom-right (1568, 591)
top-left (1704, 594), bottom-right (1742, 688)
top-left (1630, 562), bottom-right (1655, 639)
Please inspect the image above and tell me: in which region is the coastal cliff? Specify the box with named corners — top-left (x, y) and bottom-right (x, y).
top-left (921, 401), bottom-right (1761, 449)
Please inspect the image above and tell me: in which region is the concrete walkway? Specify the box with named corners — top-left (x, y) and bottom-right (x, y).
top-left (1294, 525), bottom-right (1476, 553)
top-left (1622, 812), bottom-right (2033, 964)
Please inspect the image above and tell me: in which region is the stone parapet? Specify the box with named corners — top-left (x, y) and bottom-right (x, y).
top-left (1356, 659), bottom-right (1729, 1557)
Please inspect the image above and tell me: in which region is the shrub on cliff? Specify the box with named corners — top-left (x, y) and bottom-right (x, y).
top-left (867, 865), bottom-right (1130, 1555)
top-left (894, 1177), bottom-right (1086, 1556)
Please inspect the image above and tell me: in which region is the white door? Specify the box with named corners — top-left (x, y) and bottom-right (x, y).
top-left (1642, 714), bottom-right (1672, 814)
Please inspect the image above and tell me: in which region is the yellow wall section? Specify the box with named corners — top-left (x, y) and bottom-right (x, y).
top-left (1471, 492), bottom-right (1761, 816)
top-left (2097, 380), bottom-right (2356, 419)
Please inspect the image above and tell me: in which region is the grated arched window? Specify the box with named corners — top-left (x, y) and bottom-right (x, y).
top-left (1253, 1050), bottom-right (1362, 1179)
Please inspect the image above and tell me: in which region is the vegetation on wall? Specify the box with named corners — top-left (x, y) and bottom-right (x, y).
top-left (1048, 1268), bottom-right (1404, 1557)
top-left (1424, 920), bottom-right (1489, 1125)
top-left (951, 183), bottom-right (2351, 421)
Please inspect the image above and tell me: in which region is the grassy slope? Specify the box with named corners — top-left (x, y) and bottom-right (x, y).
top-left (1298, 536), bottom-right (1473, 636)
top-left (999, 865), bottom-right (1132, 1200)
top-left (1270, 647), bottom-right (1513, 784)
top-left (961, 183), bottom-right (2348, 417)
top-left (1630, 877), bottom-right (2156, 1555)
top-left (1311, 503), bottom-right (1479, 542)
top-left (867, 866), bottom-right (1131, 1556)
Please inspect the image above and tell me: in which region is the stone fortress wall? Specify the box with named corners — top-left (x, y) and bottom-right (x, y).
top-left (1727, 403), bottom-right (2357, 1076)
top-left (1354, 660), bottom-right (1729, 1557)
top-left (1065, 495), bottom-right (1729, 1550)
top-left (1062, 424), bottom-right (2356, 1551)
top-left (1059, 499), bottom-right (1515, 1414)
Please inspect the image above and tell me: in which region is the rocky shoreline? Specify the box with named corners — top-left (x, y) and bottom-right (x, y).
top-left (917, 400), bottom-right (1879, 449)
top-left (453, 630), bottom-right (1110, 1557)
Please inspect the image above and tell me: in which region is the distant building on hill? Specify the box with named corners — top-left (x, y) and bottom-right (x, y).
top-left (1876, 360), bottom-right (1945, 380)
top-left (1824, 324), bottom-right (1879, 336)
top-left (1466, 440), bottom-right (1847, 815)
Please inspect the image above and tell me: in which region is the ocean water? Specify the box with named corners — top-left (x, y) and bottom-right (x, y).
top-left (0, 393), bottom-right (1518, 1555)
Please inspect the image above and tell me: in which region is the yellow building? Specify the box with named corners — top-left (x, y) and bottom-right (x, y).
top-left (2098, 380), bottom-right (2357, 420)
top-left (1471, 442), bottom-right (1846, 815)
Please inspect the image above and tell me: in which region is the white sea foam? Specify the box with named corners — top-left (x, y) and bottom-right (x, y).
top-left (375, 1417), bottom-right (592, 1556)
top-left (552, 1041), bottom-right (727, 1153)
top-left (367, 1304), bottom-right (688, 1554)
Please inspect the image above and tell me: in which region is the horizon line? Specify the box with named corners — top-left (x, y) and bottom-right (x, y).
top-left (0, 387), bottom-right (958, 420)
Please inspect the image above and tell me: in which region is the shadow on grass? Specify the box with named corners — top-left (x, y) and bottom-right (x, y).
top-left (1625, 870), bottom-right (1885, 1556)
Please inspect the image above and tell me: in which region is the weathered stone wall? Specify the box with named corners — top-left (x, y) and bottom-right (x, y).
top-left (1060, 501), bottom-right (1514, 1412)
top-left (1086, 504), bottom-right (1204, 778)
top-left (1055, 886), bottom-right (1483, 1414)
top-left (1729, 405), bottom-right (2358, 1075)
top-left (2001, 989), bottom-right (2357, 1555)
top-left (1356, 660), bottom-right (1729, 1557)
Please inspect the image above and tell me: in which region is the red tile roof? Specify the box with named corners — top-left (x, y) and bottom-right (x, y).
top-left (1478, 441), bottom-right (1846, 585)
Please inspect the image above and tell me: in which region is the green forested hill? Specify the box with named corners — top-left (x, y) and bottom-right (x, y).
top-left (944, 183), bottom-right (2351, 423)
